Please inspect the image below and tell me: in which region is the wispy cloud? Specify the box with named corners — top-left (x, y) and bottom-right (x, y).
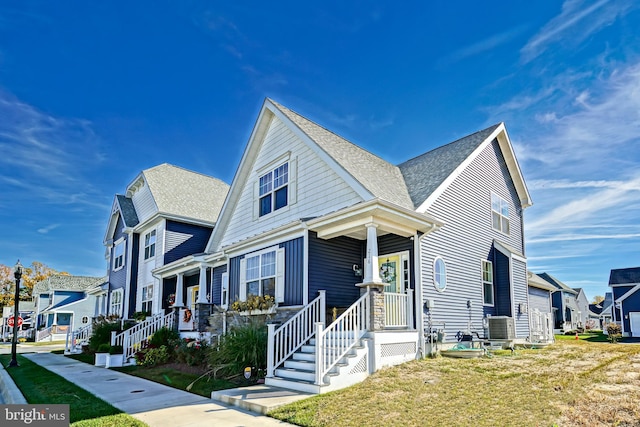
top-left (37, 224), bottom-right (60, 234)
top-left (440, 25), bottom-right (528, 65)
top-left (521, 0), bottom-right (633, 62)
top-left (0, 91), bottom-right (105, 209)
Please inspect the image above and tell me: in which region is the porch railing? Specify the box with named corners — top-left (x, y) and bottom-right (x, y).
top-left (65, 322), bottom-right (93, 353)
top-left (316, 291), bottom-right (370, 385)
top-left (36, 327), bottom-right (52, 342)
top-left (267, 291), bottom-right (326, 378)
top-left (111, 312), bottom-right (175, 361)
top-left (384, 289), bottom-right (413, 328)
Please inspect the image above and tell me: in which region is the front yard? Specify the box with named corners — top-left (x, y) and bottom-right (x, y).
top-left (269, 338), bottom-right (640, 427)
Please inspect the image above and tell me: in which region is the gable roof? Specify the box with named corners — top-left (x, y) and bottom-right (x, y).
top-left (537, 272), bottom-right (577, 294)
top-left (270, 100), bottom-right (414, 209)
top-left (609, 267), bottom-right (640, 285)
top-left (399, 122), bottom-right (532, 211)
top-left (33, 275), bottom-right (106, 296)
top-left (132, 163), bottom-right (230, 224)
top-left (116, 195), bottom-right (139, 228)
top-left (398, 124), bottom-right (500, 207)
top-left (528, 272), bottom-right (557, 291)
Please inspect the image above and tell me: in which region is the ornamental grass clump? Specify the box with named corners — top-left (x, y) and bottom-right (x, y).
top-left (209, 319), bottom-right (268, 378)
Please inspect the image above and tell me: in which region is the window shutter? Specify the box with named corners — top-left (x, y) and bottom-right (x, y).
top-left (221, 272), bottom-right (229, 309)
top-left (239, 259), bottom-right (247, 301)
top-left (253, 180), bottom-right (259, 220)
top-left (289, 157), bottom-right (297, 205)
top-left (275, 248), bottom-right (285, 303)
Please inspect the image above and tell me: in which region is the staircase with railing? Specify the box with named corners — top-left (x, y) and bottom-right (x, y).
top-left (111, 312), bottom-right (175, 363)
top-left (266, 290), bottom-right (371, 393)
top-left (65, 322), bottom-right (93, 354)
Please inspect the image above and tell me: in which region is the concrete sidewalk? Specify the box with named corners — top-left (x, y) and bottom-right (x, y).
top-left (21, 353), bottom-right (300, 427)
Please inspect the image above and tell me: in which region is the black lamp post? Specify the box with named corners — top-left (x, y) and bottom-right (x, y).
top-left (9, 260), bottom-right (23, 368)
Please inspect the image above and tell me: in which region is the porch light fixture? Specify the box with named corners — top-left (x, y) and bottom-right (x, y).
top-left (352, 264), bottom-right (363, 277)
top-left (9, 260), bottom-right (23, 368)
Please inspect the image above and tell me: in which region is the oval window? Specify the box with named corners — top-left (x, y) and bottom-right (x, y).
top-left (434, 257), bottom-right (447, 292)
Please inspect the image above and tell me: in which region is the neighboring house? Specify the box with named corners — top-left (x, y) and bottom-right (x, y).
top-left (103, 163), bottom-right (229, 325)
top-left (33, 275), bottom-right (106, 341)
top-left (156, 98), bottom-right (534, 392)
top-left (609, 267), bottom-right (640, 337)
top-left (572, 288), bottom-right (590, 329)
top-left (527, 272), bottom-right (555, 343)
top-left (599, 292), bottom-right (614, 328)
top-left (538, 272), bottom-right (579, 332)
top-left (1, 302), bottom-right (36, 341)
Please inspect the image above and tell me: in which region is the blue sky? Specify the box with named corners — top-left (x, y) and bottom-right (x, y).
top-left (1, 1), bottom-right (639, 301)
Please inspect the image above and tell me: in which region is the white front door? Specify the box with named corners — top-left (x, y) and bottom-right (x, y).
top-left (629, 312), bottom-right (640, 337)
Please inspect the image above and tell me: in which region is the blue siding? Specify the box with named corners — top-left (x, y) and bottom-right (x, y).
top-left (162, 277), bottom-right (176, 310)
top-left (108, 215), bottom-right (128, 293)
top-left (494, 250), bottom-right (512, 316)
top-left (228, 256), bottom-right (242, 304)
top-left (211, 265), bottom-right (227, 305)
top-left (512, 259), bottom-right (528, 336)
top-left (127, 233), bottom-right (140, 318)
top-left (308, 232), bottom-right (363, 308)
top-left (164, 220), bottom-right (213, 264)
top-left (622, 291), bottom-right (640, 336)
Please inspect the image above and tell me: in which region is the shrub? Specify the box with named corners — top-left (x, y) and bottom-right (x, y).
top-left (135, 343), bottom-right (169, 367)
top-left (96, 343), bottom-right (111, 353)
top-left (209, 319), bottom-right (268, 378)
top-left (133, 311), bottom-right (151, 321)
top-left (88, 320), bottom-right (121, 353)
top-left (174, 338), bottom-right (209, 366)
top-left (231, 294), bottom-right (275, 312)
top-left (108, 345), bottom-right (123, 355)
top-left (606, 323), bottom-right (622, 343)
top-left (149, 326), bottom-right (180, 349)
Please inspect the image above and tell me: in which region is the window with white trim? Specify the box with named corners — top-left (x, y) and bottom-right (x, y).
top-left (239, 247), bottom-right (285, 303)
top-left (433, 257), bottom-right (447, 292)
top-left (110, 289), bottom-right (123, 317)
top-left (482, 260), bottom-right (494, 306)
top-left (259, 162), bottom-right (288, 217)
top-left (144, 230), bottom-right (156, 260)
top-left (142, 284), bottom-right (153, 313)
top-left (491, 193), bottom-right (510, 234)
top-left (113, 240), bottom-right (125, 270)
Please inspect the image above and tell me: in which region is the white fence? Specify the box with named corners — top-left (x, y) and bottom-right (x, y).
top-left (384, 290), bottom-right (413, 328)
top-left (111, 312), bottom-right (175, 361)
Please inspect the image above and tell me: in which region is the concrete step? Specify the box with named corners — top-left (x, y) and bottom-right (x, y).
top-left (211, 384), bottom-right (314, 415)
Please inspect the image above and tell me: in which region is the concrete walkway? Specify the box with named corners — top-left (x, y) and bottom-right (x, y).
top-left (14, 352), bottom-right (303, 427)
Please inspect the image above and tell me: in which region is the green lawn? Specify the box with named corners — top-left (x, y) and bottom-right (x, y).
top-left (0, 354), bottom-right (146, 427)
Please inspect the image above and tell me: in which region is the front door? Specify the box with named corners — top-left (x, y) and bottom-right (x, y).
top-left (380, 252), bottom-right (409, 293)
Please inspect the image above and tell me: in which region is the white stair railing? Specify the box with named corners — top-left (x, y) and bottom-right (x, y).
top-left (267, 291), bottom-right (326, 378)
top-left (316, 291), bottom-right (370, 385)
top-left (111, 312), bottom-right (175, 361)
top-left (65, 322), bottom-right (93, 353)
top-left (384, 289), bottom-right (413, 328)
top-left (36, 326), bottom-right (52, 342)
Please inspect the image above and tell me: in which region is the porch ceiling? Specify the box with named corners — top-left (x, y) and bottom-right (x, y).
top-left (307, 199), bottom-right (443, 240)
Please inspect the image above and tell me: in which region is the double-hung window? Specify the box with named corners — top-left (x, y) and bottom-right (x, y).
top-left (239, 246), bottom-right (285, 303)
top-left (259, 163), bottom-right (288, 217)
top-left (113, 240), bottom-right (125, 270)
top-left (144, 230), bottom-right (156, 260)
top-left (482, 260), bottom-right (494, 306)
top-left (142, 284), bottom-right (153, 313)
top-left (491, 193), bottom-right (510, 234)
top-left (110, 289), bottom-right (123, 317)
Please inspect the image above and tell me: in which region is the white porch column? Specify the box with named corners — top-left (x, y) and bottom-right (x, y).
top-left (197, 264), bottom-right (208, 303)
top-left (172, 273), bottom-right (185, 307)
top-left (363, 223), bottom-right (382, 284)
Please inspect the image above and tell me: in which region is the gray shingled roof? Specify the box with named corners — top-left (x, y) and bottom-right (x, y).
top-left (538, 272), bottom-right (577, 294)
top-left (33, 275), bottom-right (106, 295)
top-left (609, 267), bottom-right (640, 285)
top-left (269, 100), bottom-right (415, 210)
top-left (398, 124), bottom-right (501, 207)
top-left (142, 164), bottom-right (230, 223)
top-left (116, 195), bottom-right (139, 228)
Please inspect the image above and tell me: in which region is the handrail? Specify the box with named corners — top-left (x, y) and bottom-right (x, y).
top-left (65, 322), bottom-right (93, 353)
top-left (36, 326), bottom-right (52, 342)
top-left (384, 290), bottom-right (413, 328)
top-left (316, 291), bottom-right (369, 385)
top-left (267, 291), bottom-right (326, 378)
top-left (111, 312), bottom-right (175, 361)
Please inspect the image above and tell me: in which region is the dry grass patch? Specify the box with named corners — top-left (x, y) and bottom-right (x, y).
top-left (269, 340), bottom-right (640, 427)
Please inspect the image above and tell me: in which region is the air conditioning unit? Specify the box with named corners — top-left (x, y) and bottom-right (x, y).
top-left (487, 316), bottom-right (515, 340)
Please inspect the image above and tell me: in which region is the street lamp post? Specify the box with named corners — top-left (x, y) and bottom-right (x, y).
top-left (9, 260), bottom-right (23, 368)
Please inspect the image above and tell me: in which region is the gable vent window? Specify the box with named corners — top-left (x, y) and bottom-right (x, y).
top-left (259, 162), bottom-right (288, 217)
top-left (491, 193), bottom-right (510, 234)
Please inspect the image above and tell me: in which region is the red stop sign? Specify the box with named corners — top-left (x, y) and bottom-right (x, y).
top-left (7, 316), bottom-right (23, 327)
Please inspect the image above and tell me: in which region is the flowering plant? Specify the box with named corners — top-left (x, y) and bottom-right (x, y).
top-left (231, 294), bottom-right (275, 312)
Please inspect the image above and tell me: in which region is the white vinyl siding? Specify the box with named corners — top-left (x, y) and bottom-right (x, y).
top-left (221, 116), bottom-right (362, 247)
top-left (131, 181), bottom-right (156, 223)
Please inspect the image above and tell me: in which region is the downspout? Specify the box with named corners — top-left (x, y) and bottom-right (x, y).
top-left (415, 223), bottom-right (438, 358)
